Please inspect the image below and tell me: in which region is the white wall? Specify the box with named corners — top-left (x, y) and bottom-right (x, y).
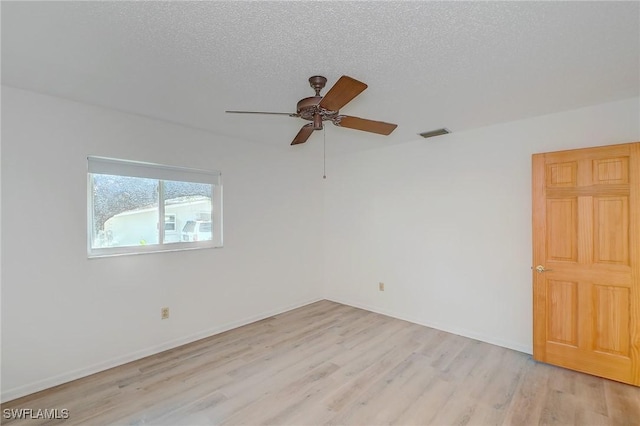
top-left (323, 97), bottom-right (640, 354)
top-left (2, 87), bottom-right (638, 402)
top-left (0, 86), bottom-right (325, 401)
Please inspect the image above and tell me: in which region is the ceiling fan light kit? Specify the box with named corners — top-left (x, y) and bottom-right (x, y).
top-left (226, 75), bottom-right (398, 145)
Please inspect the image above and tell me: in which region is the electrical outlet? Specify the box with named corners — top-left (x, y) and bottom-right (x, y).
top-left (161, 307), bottom-right (170, 320)
top-left (379, 282), bottom-right (385, 291)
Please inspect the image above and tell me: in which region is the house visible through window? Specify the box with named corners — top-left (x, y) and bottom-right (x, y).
top-left (88, 156), bottom-right (222, 257)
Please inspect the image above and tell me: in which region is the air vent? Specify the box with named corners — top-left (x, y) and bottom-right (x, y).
top-left (419, 128), bottom-right (451, 139)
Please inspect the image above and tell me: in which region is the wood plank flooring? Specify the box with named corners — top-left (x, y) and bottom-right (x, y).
top-left (2, 300), bottom-right (639, 425)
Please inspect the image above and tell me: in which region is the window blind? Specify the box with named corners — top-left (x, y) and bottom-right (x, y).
top-left (87, 156), bottom-right (220, 185)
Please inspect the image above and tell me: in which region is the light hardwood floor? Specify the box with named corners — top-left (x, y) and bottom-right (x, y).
top-left (2, 301), bottom-right (639, 425)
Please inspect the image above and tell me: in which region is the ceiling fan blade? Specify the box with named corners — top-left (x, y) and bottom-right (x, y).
top-left (319, 75), bottom-right (367, 111)
top-left (226, 110), bottom-right (298, 116)
top-left (334, 116), bottom-right (397, 135)
top-left (291, 124), bottom-right (315, 145)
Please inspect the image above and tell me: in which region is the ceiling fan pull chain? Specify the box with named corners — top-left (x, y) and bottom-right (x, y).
top-left (323, 127), bottom-right (327, 180)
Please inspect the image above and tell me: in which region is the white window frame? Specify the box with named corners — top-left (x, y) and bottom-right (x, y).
top-left (87, 156), bottom-right (223, 257)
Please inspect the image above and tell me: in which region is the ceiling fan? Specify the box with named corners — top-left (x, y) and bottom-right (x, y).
top-left (226, 75), bottom-right (398, 146)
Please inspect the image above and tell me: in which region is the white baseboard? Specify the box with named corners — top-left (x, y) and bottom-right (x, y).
top-left (325, 297), bottom-right (533, 355)
top-left (1, 297), bottom-right (322, 403)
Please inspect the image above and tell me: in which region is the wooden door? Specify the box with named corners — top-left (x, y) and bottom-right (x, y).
top-left (532, 142), bottom-right (640, 386)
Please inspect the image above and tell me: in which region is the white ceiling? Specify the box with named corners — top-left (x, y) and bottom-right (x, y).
top-left (2, 1), bottom-right (639, 154)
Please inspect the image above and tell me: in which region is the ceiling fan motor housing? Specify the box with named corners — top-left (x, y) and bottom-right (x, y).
top-left (296, 96), bottom-right (339, 124)
top-left (298, 76), bottom-right (340, 129)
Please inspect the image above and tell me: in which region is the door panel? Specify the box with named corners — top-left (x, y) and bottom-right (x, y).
top-left (546, 161), bottom-right (578, 186)
top-left (592, 157), bottom-right (629, 184)
top-left (547, 280), bottom-right (578, 346)
top-left (593, 196), bottom-right (629, 265)
top-left (533, 142), bottom-right (640, 386)
top-left (546, 198), bottom-right (578, 261)
top-left (593, 285), bottom-right (630, 356)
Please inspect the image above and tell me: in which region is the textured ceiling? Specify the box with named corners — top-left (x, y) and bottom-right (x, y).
top-left (2, 1), bottom-right (639, 154)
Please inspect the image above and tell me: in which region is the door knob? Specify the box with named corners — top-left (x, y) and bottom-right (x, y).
top-left (535, 265), bottom-right (553, 273)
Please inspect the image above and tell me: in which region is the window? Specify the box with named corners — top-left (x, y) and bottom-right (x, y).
top-left (164, 214), bottom-right (176, 231)
top-left (88, 156), bottom-right (222, 257)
